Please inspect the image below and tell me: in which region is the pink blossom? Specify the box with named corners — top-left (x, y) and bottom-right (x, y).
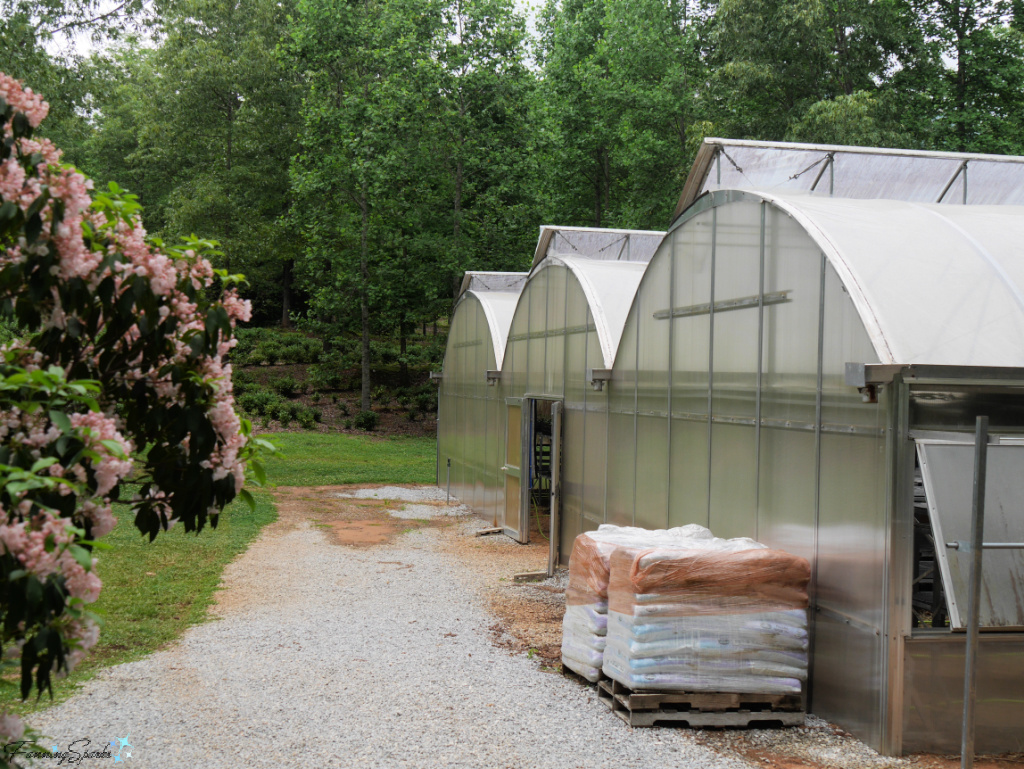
top-left (0, 73), bottom-right (49, 128)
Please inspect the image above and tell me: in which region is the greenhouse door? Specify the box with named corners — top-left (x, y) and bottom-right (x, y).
top-left (503, 400), bottom-right (529, 543)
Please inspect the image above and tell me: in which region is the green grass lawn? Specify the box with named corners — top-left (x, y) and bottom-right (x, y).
top-left (260, 432), bottom-right (436, 486)
top-left (1, 432), bottom-right (437, 714)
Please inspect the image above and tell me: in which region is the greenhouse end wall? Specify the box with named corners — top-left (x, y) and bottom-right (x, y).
top-left (496, 256), bottom-right (644, 549)
top-left (439, 292), bottom-right (507, 526)
top-left (606, 193), bottom-right (890, 749)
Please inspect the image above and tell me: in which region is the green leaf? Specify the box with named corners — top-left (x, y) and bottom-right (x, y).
top-left (238, 487), bottom-right (256, 511)
top-left (100, 439), bottom-right (127, 458)
top-left (49, 410), bottom-right (73, 434)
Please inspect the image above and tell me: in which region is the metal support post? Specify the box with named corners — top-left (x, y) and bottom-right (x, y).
top-left (446, 458), bottom-right (451, 506)
top-left (961, 416), bottom-right (988, 769)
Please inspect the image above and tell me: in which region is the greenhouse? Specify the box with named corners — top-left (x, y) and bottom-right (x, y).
top-left (436, 140), bottom-right (1024, 756)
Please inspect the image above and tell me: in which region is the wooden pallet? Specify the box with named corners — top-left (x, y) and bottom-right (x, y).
top-left (597, 678), bottom-right (805, 728)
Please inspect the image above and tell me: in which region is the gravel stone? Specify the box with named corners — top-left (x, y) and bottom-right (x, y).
top-left (30, 501), bottom-right (753, 769)
top-left (389, 503), bottom-right (471, 520)
top-left (335, 486), bottom-right (454, 503)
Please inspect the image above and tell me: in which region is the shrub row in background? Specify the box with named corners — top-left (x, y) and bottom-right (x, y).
top-left (233, 327), bottom-right (323, 366)
top-left (234, 372), bottom-right (322, 428)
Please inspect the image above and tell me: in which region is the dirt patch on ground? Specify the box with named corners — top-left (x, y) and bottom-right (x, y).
top-left (719, 744), bottom-right (1024, 769)
top-left (326, 519), bottom-right (403, 546)
top-left (909, 755), bottom-right (1024, 769)
top-left (438, 511), bottom-right (567, 668)
top-left (269, 485), bottom-right (447, 546)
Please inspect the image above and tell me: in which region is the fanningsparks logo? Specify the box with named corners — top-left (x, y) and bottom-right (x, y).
top-left (4, 734), bottom-right (133, 764)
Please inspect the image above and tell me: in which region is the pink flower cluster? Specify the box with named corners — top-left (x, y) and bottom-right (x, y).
top-left (0, 508), bottom-right (101, 604)
top-left (0, 72), bottom-right (48, 129)
top-left (69, 411), bottom-right (134, 498)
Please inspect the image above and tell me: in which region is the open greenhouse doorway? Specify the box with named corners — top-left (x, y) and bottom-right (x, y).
top-left (503, 397), bottom-right (563, 568)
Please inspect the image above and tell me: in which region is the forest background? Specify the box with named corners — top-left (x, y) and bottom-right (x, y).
top-left (4, 0), bottom-right (1024, 417)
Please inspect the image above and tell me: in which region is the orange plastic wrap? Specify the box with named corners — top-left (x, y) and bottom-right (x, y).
top-left (607, 546), bottom-right (810, 617)
top-left (565, 534), bottom-right (625, 607)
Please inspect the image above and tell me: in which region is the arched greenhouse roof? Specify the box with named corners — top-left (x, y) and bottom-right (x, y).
top-left (454, 289), bottom-right (521, 368)
top-left (680, 190), bottom-right (1024, 367)
top-left (520, 254), bottom-right (647, 369)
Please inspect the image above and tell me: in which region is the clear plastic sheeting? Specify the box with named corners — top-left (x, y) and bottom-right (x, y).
top-left (458, 271), bottom-right (528, 298)
top-left (917, 441), bottom-right (1024, 629)
top-left (531, 226), bottom-right (665, 271)
top-left (675, 138), bottom-right (1024, 219)
top-left (603, 540), bottom-right (810, 694)
top-left (561, 524), bottom-right (739, 681)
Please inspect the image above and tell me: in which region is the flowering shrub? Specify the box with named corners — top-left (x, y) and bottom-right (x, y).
top-left (0, 73), bottom-right (267, 755)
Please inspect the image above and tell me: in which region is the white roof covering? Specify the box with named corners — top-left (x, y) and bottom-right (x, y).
top-left (460, 290), bottom-right (520, 366)
top-left (676, 139), bottom-right (1024, 219)
top-left (532, 226), bottom-right (665, 271)
top-left (532, 255), bottom-right (647, 368)
top-left (760, 192), bottom-right (1024, 366)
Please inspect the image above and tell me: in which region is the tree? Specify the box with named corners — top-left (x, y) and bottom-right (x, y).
top-left (706, 0), bottom-right (915, 141)
top-left (0, 73), bottom-right (265, 752)
top-left (534, 0), bottom-right (712, 229)
top-left (287, 0), bottom-right (535, 405)
top-left (892, 0), bottom-right (1024, 153)
top-left (81, 0), bottom-right (303, 326)
top-left (0, 0), bottom-right (151, 166)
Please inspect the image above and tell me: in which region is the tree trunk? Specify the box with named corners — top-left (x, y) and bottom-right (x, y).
top-left (399, 323), bottom-right (409, 386)
top-left (955, 1), bottom-right (967, 153)
top-left (359, 189), bottom-right (371, 413)
top-left (281, 259), bottom-right (293, 329)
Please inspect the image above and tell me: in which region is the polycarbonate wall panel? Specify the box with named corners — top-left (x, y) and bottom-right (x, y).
top-left (583, 320), bottom-right (608, 524)
top-left (560, 406), bottom-right (584, 561)
top-left (634, 242), bottom-right (671, 528)
top-left (669, 211), bottom-right (713, 526)
top-left (607, 310), bottom-right (638, 525)
top-left (545, 267), bottom-right (567, 396)
top-left (813, 262), bottom-right (887, 742)
top-left (438, 296), bottom-right (501, 517)
top-left (756, 209), bottom-right (821, 559)
top-left (709, 201), bottom-right (762, 539)
top-left (484, 389), bottom-right (501, 525)
top-left (526, 269), bottom-right (548, 394)
top-left (562, 278), bottom-right (589, 551)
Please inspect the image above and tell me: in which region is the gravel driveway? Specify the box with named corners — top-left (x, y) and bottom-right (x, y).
top-left (30, 489), bottom-right (753, 769)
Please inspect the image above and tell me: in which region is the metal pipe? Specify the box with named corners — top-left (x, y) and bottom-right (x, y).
top-left (706, 206), bottom-right (717, 528)
top-left (947, 542), bottom-right (1024, 550)
top-left (446, 458), bottom-right (451, 506)
top-left (961, 415), bottom-right (988, 769)
top-left (754, 202), bottom-right (766, 539)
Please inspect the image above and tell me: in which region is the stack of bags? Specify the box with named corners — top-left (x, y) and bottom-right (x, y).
top-left (602, 540), bottom-right (811, 694)
top-left (560, 524), bottom-right (726, 682)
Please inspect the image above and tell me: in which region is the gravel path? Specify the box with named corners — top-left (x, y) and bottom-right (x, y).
top-left (30, 499), bottom-right (753, 768)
